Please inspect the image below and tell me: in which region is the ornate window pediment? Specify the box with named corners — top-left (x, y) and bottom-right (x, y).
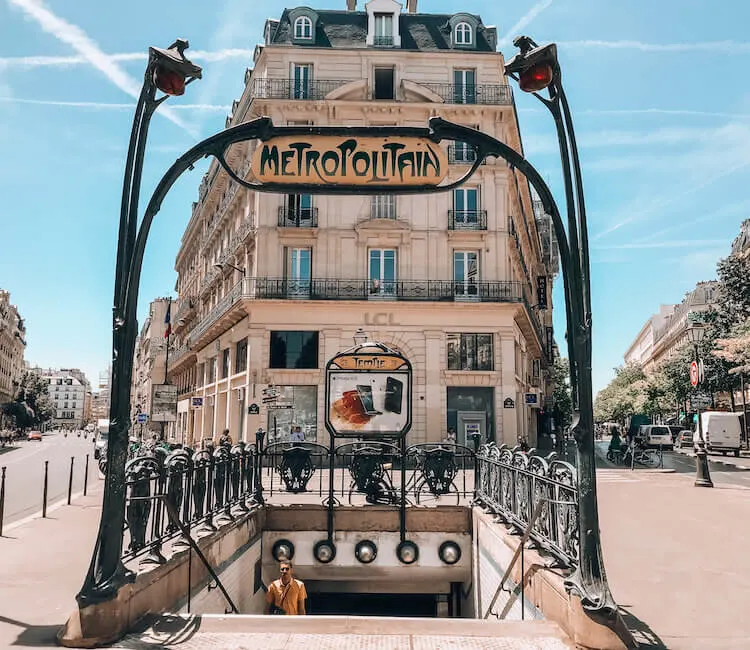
top-left (448, 14), bottom-right (480, 49)
top-left (288, 7), bottom-right (319, 44)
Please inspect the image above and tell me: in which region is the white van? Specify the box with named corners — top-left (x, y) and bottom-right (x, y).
top-left (694, 411), bottom-right (741, 457)
top-left (637, 425), bottom-right (673, 449)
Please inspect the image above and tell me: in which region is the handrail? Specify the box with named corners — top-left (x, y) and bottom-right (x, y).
top-left (133, 493), bottom-right (240, 614)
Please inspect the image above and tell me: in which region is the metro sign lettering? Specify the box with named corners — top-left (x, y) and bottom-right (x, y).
top-left (252, 136), bottom-right (449, 187)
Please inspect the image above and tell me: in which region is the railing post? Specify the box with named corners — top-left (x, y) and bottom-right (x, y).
top-left (0, 466), bottom-right (6, 537)
top-left (42, 460), bottom-right (49, 518)
top-left (68, 456), bottom-right (75, 505)
top-left (84, 454), bottom-right (89, 496)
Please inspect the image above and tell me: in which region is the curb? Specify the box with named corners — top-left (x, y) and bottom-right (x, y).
top-left (673, 447), bottom-right (750, 470)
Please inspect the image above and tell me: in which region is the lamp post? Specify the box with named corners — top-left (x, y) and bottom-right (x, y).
top-left (77, 41), bottom-right (201, 607)
top-left (353, 328), bottom-right (368, 347)
top-left (505, 37), bottom-right (617, 619)
top-left (687, 325), bottom-right (714, 488)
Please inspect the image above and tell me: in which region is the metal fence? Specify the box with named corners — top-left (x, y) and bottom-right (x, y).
top-left (475, 444), bottom-right (579, 568)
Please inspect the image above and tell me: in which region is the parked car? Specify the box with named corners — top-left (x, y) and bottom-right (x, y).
top-left (27, 431), bottom-right (42, 441)
top-left (637, 424), bottom-right (673, 449)
top-left (675, 430), bottom-right (694, 449)
top-left (694, 411), bottom-right (742, 457)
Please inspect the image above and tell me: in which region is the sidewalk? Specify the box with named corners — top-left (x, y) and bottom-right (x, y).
top-left (598, 469), bottom-right (750, 649)
top-left (673, 445), bottom-right (750, 470)
top-left (0, 479), bottom-right (103, 649)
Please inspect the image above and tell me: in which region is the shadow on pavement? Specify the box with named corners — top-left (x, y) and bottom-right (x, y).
top-left (0, 614), bottom-right (61, 647)
top-left (121, 613), bottom-right (202, 647)
top-left (618, 606), bottom-right (667, 649)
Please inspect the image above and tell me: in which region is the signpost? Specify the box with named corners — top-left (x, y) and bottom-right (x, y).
top-left (190, 397), bottom-right (204, 409)
top-left (136, 413), bottom-right (149, 425)
top-left (151, 384), bottom-right (178, 422)
top-left (690, 361), bottom-right (699, 388)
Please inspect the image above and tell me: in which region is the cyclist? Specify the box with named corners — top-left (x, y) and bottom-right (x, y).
top-left (607, 426), bottom-right (623, 463)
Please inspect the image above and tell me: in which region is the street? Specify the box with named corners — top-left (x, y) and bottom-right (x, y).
top-left (0, 431), bottom-right (96, 528)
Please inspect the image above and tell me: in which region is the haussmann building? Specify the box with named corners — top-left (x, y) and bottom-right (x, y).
top-left (166, 0), bottom-right (559, 449)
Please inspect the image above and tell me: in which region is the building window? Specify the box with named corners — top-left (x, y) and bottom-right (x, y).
top-left (197, 363), bottom-right (205, 387)
top-left (235, 338), bottom-right (248, 374)
top-left (369, 249), bottom-right (397, 296)
top-left (294, 16), bottom-right (313, 39)
top-left (374, 67), bottom-right (395, 100)
top-left (455, 22), bottom-right (473, 45)
top-left (207, 358), bottom-right (217, 384)
top-left (371, 195), bottom-right (396, 219)
top-left (270, 331), bottom-right (319, 369)
top-left (454, 251), bottom-right (479, 296)
top-left (221, 348), bottom-right (230, 379)
top-left (285, 194), bottom-right (314, 224)
top-left (447, 333), bottom-right (494, 371)
top-left (284, 247), bottom-right (312, 297)
top-left (454, 188), bottom-right (479, 225)
top-left (374, 13), bottom-right (394, 46)
top-left (266, 385), bottom-right (318, 442)
top-left (291, 63), bottom-right (312, 99)
top-left (453, 69), bottom-right (476, 104)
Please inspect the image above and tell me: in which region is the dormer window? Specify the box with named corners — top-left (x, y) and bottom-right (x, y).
top-left (374, 13), bottom-right (394, 46)
top-left (294, 16), bottom-right (312, 40)
top-left (455, 22), bottom-right (473, 46)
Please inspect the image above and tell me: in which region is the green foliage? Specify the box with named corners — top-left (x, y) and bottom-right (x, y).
top-left (551, 357), bottom-right (572, 430)
top-left (594, 362), bottom-right (651, 422)
top-left (715, 252), bottom-right (750, 332)
top-left (5, 371), bottom-right (55, 429)
top-left (714, 317), bottom-right (750, 376)
top-left (651, 346), bottom-right (694, 414)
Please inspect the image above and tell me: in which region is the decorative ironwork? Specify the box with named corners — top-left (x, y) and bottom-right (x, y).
top-left (414, 82), bottom-right (513, 105)
top-left (475, 444), bottom-right (579, 568)
top-left (278, 206), bottom-right (319, 228)
top-left (252, 78), bottom-right (356, 101)
top-left (448, 209), bottom-right (488, 230)
top-left (337, 442), bottom-right (400, 505)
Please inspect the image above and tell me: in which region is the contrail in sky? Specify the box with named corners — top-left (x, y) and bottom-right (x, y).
top-left (498, 0), bottom-right (553, 48)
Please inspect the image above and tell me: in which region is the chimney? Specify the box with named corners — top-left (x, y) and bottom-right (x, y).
top-left (346, 0), bottom-right (356, 10)
top-left (406, 0), bottom-right (417, 13)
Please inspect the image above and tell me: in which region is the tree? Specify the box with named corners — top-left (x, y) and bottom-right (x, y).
top-left (7, 371), bottom-right (55, 429)
top-left (651, 345), bottom-right (694, 419)
top-left (714, 317), bottom-right (750, 375)
top-left (594, 363), bottom-right (651, 423)
top-left (715, 251), bottom-right (750, 333)
top-left (551, 356), bottom-right (572, 431)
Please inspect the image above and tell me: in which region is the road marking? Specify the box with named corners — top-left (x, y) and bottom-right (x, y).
top-left (596, 470), bottom-right (642, 483)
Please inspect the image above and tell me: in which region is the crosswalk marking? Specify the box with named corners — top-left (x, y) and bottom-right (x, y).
top-left (596, 469), bottom-right (642, 483)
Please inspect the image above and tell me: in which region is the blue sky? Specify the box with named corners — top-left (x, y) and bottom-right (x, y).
top-left (1, 0), bottom-right (749, 395)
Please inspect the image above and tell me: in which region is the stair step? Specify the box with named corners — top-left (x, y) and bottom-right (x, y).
top-left (114, 614), bottom-right (573, 649)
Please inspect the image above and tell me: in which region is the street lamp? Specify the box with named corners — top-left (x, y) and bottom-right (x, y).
top-left (214, 262), bottom-right (246, 276)
top-left (353, 328), bottom-right (368, 346)
top-left (687, 325), bottom-right (714, 488)
top-left (77, 40), bottom-right (201, 608)
top-left (505, 36), bottom-right (618, 622)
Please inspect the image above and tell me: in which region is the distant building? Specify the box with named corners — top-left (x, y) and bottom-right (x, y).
top-left (90, 366), bottom-right (112, 422)
top-left (0, 289), bottom-right (26, 412)
top-left (730, 218), bottom-right (750, 257)
top-left (29, 367), bottom-right (89, 429)
top-left (624, 281), bottom-right (719, 372)
top-left (131, 298), bottom-right (172, 438)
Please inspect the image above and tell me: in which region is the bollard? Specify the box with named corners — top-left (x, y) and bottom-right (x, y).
top-left (0, 466), bottom-right (6, 537)
top-left (67, 456), bottom-right (75, 505)
top-left (42, 460), bottom-right (49, 518)
top-left (83, 454), bottom-right (89, 496)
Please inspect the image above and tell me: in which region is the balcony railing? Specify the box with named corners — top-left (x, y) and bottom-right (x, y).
top-left (252, 78), bottom-right (355, 101)
top-left (174, 296), bottom-right (196, 323)
top-left (250, 277), bottom-right (521, 303)
top-left (447, 146), bottom-right (487, 165)
top-left (416, 83), bottom-right (513, 105)
top-left (373, 35), bottom-right (394, 46)
top-left (189, 280), bottom-right (245, 345)
top-left (449, 210), bottom-right (488, 230)
top-left (277, 206), bottom-right (319, 228)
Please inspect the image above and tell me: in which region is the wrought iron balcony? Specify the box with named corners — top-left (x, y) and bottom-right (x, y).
top-left (447, 145), bottom-right (487, 165)
top-left (449, 210), bottom-right (488, 230)
top-left (250, 277), bottom-right (521, 303)
top-left (252, 78), bottom-right (355, 101)
top-left (415, 83), bottom-right (513, 105)
top-left (278, 206), bottom-right (319, 228)
top-left (373, 35), bottom-right (394, 46)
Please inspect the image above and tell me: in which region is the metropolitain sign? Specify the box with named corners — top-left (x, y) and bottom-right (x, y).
top-left (251, 135), bottom-right (449, 187)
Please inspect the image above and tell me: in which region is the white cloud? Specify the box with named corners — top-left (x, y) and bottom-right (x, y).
top-left (557, 39), bottom-right (750, 53)
top-left (0, 96), bottom-right (231, 111)
top-left (0, 48), bottom-right (254, 68)
top-left (593, 239), bottom-right (727, 251)
top-left (6, 0), bottom-right (190, 132)
top-left (498, 0), bottom-right (553, 48)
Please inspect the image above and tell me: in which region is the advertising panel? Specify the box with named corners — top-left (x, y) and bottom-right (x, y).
top-left (325, 346), bottom-right (412, 439)
top-left (152, 384), bottom-right (178, 422)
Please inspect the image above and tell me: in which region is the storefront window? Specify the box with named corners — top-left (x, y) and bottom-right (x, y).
top-left (447, 333), bottom-right (493, 370)
top-left (266, 385), bottom-right (318, 443)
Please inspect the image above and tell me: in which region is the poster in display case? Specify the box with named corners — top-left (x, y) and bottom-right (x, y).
top-left (325, 342), bottom-right (412, 439)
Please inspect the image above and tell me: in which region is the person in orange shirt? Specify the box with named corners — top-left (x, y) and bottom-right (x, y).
top-left (265, 560), bottom-right (307, 615)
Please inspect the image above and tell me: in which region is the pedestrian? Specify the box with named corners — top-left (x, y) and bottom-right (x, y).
top-left (291, 425), bottom-right (304, 443)
top-left (443, 427), bottom-right (457, 444)
top-left (219, 428), bottom-right (232, 447)
top-left (265, 560), bottom-right (307, 615)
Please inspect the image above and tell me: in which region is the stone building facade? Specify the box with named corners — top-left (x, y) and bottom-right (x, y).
top-left (30, 367), bottom-right (88, 429)
top-left (0, 289), bottom-right (26, 410)
top-left (166, 0), bottom-right (557, 448)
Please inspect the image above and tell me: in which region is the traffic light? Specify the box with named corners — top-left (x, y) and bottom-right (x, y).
top-left (505, 40), bottom-right (558, 93)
